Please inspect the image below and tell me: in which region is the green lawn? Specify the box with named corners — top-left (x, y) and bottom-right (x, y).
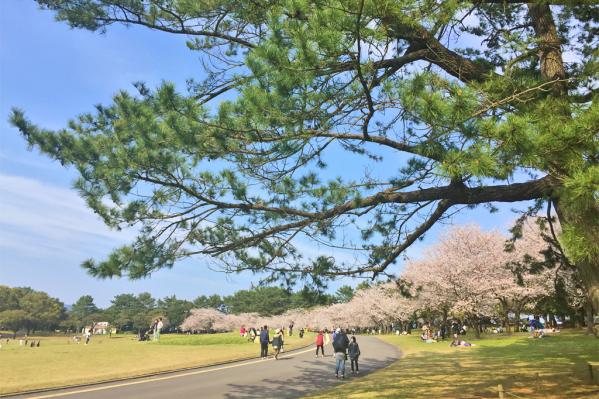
top-left (305, 330), bottom-right (599, 399)
top-left (0, 331), bottom-right (311, 395)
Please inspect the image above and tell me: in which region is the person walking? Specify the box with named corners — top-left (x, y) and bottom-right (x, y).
top-left (315, 330), bottom-right (325, 357)
top-left (332, 328), bottom-right (349, 379)
top-left (259, 325), bottom-right (270, 359)
top-left (272, 329), bottom-right (284, 360)
top-left (84, 327), bottom-right (92, 345)
top-left (348, 336), bottom-right (361, 374)
top-left (324, 329), bottom-right (331, 350)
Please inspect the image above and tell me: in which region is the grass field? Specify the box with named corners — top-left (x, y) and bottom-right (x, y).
top-left (0, 331), bottom-right (312, 395)
top-left (305, 330), bottom-right (599, 399)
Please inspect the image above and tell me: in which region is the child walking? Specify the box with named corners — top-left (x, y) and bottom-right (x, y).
top-left (348, 336), bottom-right (361, 374)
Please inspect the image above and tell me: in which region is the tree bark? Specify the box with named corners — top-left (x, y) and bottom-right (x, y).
top-left (528, 3), bottom-right (567, 95)
top-left (553, 199), bottom-right (599, 312)
top-left (584, 299), bottom-right (596, 336)
top-left (528, 3), bottom-right (599, 312)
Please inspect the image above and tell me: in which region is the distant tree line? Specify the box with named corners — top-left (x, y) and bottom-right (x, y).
top-left (0, 284), bottom-right (358, 334)
top-left (0, 286), bottom-right (65, 334)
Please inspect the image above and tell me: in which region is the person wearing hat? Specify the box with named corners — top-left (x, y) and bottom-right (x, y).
top-left (272, 328), bottom-right (284, 360)
top-left (332, 328), bottom-right (350, 378)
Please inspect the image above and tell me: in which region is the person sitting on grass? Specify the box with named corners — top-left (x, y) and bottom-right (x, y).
top-left (449, 334), bottom-right (475, 347)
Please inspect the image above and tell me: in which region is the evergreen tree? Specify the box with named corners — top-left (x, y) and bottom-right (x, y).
top-left (193, 294), bottom-right (226, 312)
top-left (0, 310), bottom-right (30, 335)
top-left (105, 293), bottom-right (157, 332)
top-left (65, 295), bottom-right (102, 331)
top-left (0, 286), bottom-right (65, 333)
top-left (335, 285), bottom-right (355, 303)
top-left (10, 1), bottom-right (599, 310)
top-left (290, 286), bottom-right (335, 308)
top-left (224, 286), bottom-right (291, 315)
top-left (158, 295), bottom-right (193, 329)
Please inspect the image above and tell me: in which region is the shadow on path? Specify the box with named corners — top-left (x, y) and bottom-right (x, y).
top-left (223, 352), bottom-right (398, 398)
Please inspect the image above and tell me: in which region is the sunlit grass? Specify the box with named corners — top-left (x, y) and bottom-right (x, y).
top-left (0, 331), bottom-right (311, 394)
top-left (305, 331), bottom-right (599, 399)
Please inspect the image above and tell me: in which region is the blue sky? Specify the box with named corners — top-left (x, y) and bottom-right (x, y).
top-left (0, 1), bottom-right (530, 307)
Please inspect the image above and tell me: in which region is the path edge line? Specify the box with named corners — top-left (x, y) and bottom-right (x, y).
top-left (0, 341), bottom-right (313, 398)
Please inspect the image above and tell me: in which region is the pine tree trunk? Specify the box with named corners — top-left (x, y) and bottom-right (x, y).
top-left (548, 314), bottom-right (555, 328)
top-left (470, 318), bottom-right (481, 339)
top-left (584, 299), bottom-right (596, 336)
top-left (554, 201), bottom-right (599, 312)
top-left (528, 4), bottom-right (599, 313)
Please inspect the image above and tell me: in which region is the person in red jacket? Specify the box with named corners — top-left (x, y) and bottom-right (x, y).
top-left (315, 330), bottom-right (325, 357)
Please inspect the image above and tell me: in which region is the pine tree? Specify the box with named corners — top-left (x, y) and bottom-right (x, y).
top-left (9, 1), bottom-right (599, 309)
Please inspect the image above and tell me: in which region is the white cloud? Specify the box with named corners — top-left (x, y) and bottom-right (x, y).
top-left (0, 173), bottom-right (135, 260)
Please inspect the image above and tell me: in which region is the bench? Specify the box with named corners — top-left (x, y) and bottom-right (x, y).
top-left (589, 362), bottom-right (599, 385)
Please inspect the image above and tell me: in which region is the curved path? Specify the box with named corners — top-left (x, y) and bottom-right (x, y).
top-left (11, 336), bottom-right (399, 399)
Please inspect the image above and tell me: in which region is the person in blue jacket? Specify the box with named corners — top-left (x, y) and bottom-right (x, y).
top-left (260, 325), bottom-right (270, 359)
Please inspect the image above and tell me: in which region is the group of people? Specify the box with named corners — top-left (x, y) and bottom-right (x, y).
top-left (316, 328), bottom-right (361, 379)
top-left (251, 325), bottom-right (363, 378)
top-left (254, 325), bottom-right (285, 360)
top-left (241, 323), bottom-right (303, 341)
top-left (151, 317), bottom-right (164, 341)
top-left (77, 325), bottom-right (94, 344)
top-left (139, 317), bottom-right (164, 342)
top-left (415, 322), bottom-right (477, 347)
top-left (415, 321), bottom-right (469, 344)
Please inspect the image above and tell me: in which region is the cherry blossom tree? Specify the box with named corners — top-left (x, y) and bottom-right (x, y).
top-left (181, 222), bottom-right (570, 336)
top-left (180, 308), bottom-right (226, 332)
top-left (347, 283), bottom-right (414, 330)
top-left (402, 224), bottom-right (556, 336)
top-left (510, 217), bottom-right (593, 333)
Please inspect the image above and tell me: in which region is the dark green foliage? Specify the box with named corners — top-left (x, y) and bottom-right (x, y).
top-left (224, 286), bottom-right (291, 315)
top-left (63, 295), bottom-right (103, 331)
top-left (334, 285), bottom-right (355, 303)
top-left (104, 292), bottom-right (159, 331)
top-left (193, 294), bottom-right (227, 312)
top-left (222, 285), bottom-right (333, 315)
top-left (0, 286), bottom-right (65, 333)
top-left (157, 295), bottom-right (194, 328)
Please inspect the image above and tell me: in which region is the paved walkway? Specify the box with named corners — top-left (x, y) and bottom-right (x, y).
top-left (11, 336), bottom-right (399, 399)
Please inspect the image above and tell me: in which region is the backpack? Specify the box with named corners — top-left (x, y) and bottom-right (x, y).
top-left (332, 333), bottom-right (348, 352)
